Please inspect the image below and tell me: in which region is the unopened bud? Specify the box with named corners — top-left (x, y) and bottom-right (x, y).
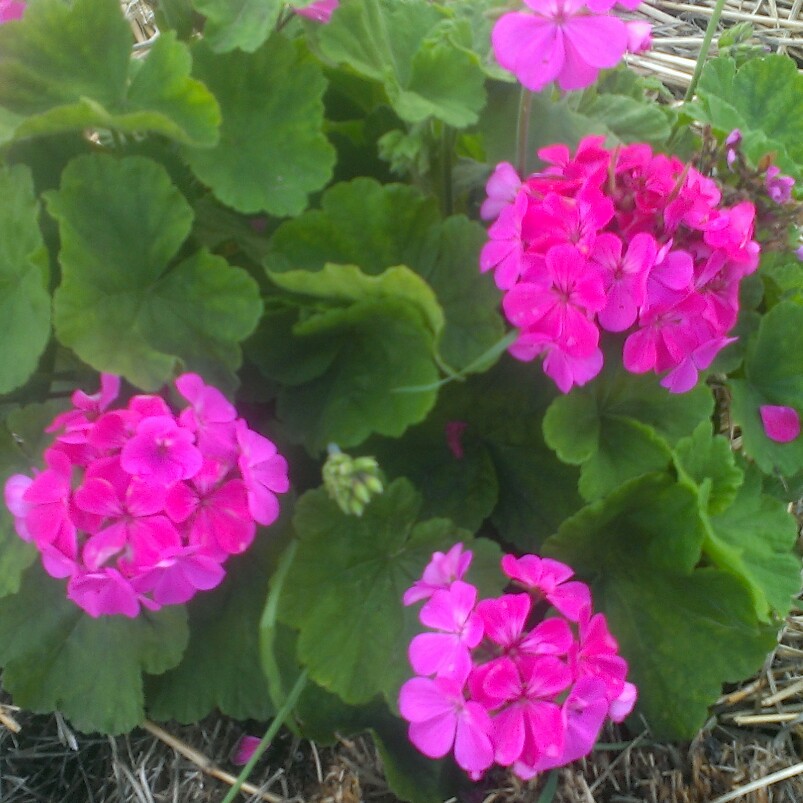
top-left (322, 445), bottom-right (384, 517)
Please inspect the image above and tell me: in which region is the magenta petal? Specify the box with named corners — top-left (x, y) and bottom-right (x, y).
top-left (564, 15), bottom-right (628, 68)
top-left (492, 705), bottom-right (526, 766)
top-left (399, 677), bottom-right (456, 723)
top-left (492, 13), bottom-right (564, 92)
top-left (609, 681), bottom-right (638, 722)
top-left (408, 713), bottom-right (456, 759)
top-left (548, 580), bottom-right (592, 621)
top-left (453, 702), bottom-right (494, 775)
top-left (231, 735), bottom-right (261, 766)
top-left (760, 405), bottom-right (800, 443)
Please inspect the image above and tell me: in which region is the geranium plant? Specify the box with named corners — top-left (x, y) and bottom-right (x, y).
top-left (0, 0), bottom-right (801, 800)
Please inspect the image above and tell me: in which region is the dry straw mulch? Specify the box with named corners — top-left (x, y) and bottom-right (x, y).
top-left (2, 1), bottom-right (803, 801)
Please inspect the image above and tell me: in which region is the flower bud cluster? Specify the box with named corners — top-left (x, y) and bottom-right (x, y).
top-left (4, 373), bottom-right (289, 618)
top-left (480, 137), bottom-right (760, 393)
top-left (322, 448), bottom-right (383, 517)
top-left (399, 544), bottom-right (636, 782)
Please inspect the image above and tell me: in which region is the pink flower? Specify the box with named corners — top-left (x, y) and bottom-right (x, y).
top-left (404, 543), bottom-right (473, 605)
top-left (759, 405), bottom-right (800, 443)
top-left (293, 0), bottom-right (338, 23)
top-left (591, 232), bottom-right (657, 332)
top-left (236, 421), bottom-right (289, 526)
top-left (0, 0), bottom-right (25, 23)
top-left (503, 244), bottom-right (606, 357)
top-left (480, 191), bottom-right (539, 290)
top-left (625, 20), bottom-right (652, 53)
top-left (399, 672), bottom-right (495, 779)
top-left (409, 581), bottom-right (484, 679)
top-left (491, 0), bottom-right (630, 92)
top-left (66, 568), bottom-right (142, 618)
top-left (509, 333), bottom-right (603, 392)
top-left (481, 162), bottom-right (522, 221)
top-left (231, 735), bottom-right (262, 766)
top-left (501, 554), bottom-right (591, 621)
top-left (765, 166), bottom-right (795, 204)
top-left (444, 421), bottom-right (469, 460)
top-left (176, 373), bottom-right (238, 462)
top-left (120, 416), bottom-right (203, 485)
top-left (165, 462), bottom-right (256, 558)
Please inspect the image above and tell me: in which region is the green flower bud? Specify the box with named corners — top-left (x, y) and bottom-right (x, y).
top-left (322, 445), bottom-right (384, 517)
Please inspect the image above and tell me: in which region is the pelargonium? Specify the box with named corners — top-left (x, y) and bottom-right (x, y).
top-left (480, 137), bottom-right (760, 393)
top-left (3, 373), bottom-right (289, 618)
top-left (491, 0), bottom-right (648, 93)
top-left (399, 545), bottom-right (636, 781)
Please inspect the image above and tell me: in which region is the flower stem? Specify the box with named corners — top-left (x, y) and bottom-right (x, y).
top-left (516, 88), bottom-right (534, 177)
top-left (684, 0), bottom-right (727, 102)
top-left (220, 668), bottom-right (309, 803)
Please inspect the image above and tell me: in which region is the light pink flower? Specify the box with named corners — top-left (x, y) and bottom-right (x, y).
top-left (765, 166), bottom-right (795, 204)
top-left (760, 405), bottom-right (800, 443)
top-left (0, 0), bottom-right (25, 23)
top-left (625, 20), bottom-right (652, 53)
top-left (176, 372), bottom-right (238, 462)
top-left (293, 0), bottom-right (338, 22)
top-left (481, 162), bottom-right (522, 221)
top-left (404, 543), bottom-right (473, 605)
top-left (491, 0), bottom-right (630, 92)
top-left (66, 568), bottom-right (141, 618)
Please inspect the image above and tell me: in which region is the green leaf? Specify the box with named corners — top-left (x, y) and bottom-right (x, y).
top-left (575, 93), bottom-right (670, 145)
top-left (144, 528), bottom-right (290, 722)
top-left (543, 473), bottom-right (777, 738)
top-left (267, 179), bottom-right (504, 371)
top-left (268, 263), bottom-right (445, 342)
top-left (316, 0), bottom-right (487, 128)
top-left (0, 564), bottom-right (189, 734)
top-left (543, 372), bottom-right (714, 501)
top-left (272, 300), bottom-right (440, 451)
top-left (691, 55), bottom-right (803, 177)
top-left (673, 422), bottom-right (743, 515)
top-left (368, 422), bottom-right (499, 532)
top-left (0, 165), bottom-right (50, 394)
top-left (0, 0), bottom-right (220, 147)
top-left (191, 0), bottom-right (282, 53)
top-left (46, 155), bottom-right (262, 390)
top-left (278, 479), bottom-right (503, 705)
top-left (183, 36), bottom-right (335, 215)
top-left (267, 178), bottom-right (441, 275)
top-left (729, 301), bottom-right (803, 475)
top-left (706, 466), bottom-right (799, 621)
top-left (437, 360), bottom-right (582, 549)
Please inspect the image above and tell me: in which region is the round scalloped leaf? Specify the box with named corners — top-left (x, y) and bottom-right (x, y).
top-left (0, 564), bottom-right (189, 734)
top-left (673, 422), bottom-right (743, 516)
top-left (543, 371), bottom-right (713, 500)
top-left (278, 479), bottom-right (503, 705)
top-left (729, 301), bottom-right (803, 475)
top-left (182, 36), bottom-right (335, 216)
top-left (267, 179), bottom-right (504, 371)
top-left (0, 0), bottom-right (219, 147)
top-left (0, 165), bottom-right (50, 394)
top-left (46, 155), bottom-right (262, 390)
top-left (692, 55), bottom-right (803, 177)
top-left (544, 473), bottom-right (777, 738)
top-left (273, 300), bottom-right (440, 451)
top-left (190, 0), bottom-right (282, 53)
top-left (706, 465), bottom-right (799, 621)
top-left (316, 0), bottom-right (487, 128)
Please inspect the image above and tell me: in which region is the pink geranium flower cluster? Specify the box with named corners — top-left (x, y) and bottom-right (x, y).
top-left (492, 0), bottom-right (650, 93)
top-left (3, 373), bottom-right (289, 618)
top-left (399, 544), bottom-right (636, 782)
top-left (480, 137), bottom-right (760, 393)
